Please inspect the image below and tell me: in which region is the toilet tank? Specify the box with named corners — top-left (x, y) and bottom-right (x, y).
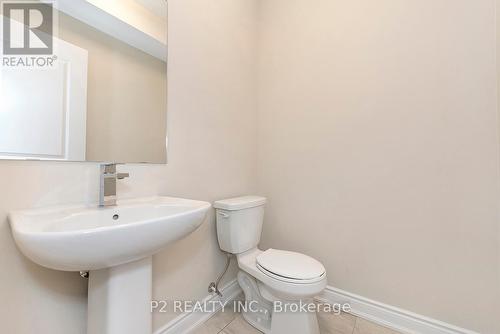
top-left (214, 196), bottom-right (267, 254)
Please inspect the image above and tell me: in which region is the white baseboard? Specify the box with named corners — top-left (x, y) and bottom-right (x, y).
top-left (154, 280), bottom-right (478, 334)
top-left (318, 286), bottom-right (479, 334)
top-left (153, 279), bottom-right (242, 334)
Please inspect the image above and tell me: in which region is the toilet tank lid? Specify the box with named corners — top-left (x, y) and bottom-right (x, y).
top-left (214, 196), bottom-right (267, 211)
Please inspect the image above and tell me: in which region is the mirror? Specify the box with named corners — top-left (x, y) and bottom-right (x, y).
top-left (0, 0), bottom-right (168, 164)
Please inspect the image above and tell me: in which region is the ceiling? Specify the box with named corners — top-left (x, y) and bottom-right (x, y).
top-left (134, 0), bottom-right (167, 20)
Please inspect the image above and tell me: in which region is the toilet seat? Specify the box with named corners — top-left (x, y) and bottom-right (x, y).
top-left (256, 249), bottom-right (326, 284)
top-left (237, 248), bottom-right (327, 300)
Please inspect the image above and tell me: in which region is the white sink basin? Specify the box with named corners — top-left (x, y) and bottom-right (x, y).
top-left (9, 196), bottom-right (211, 334)
top-left (9, 196), bottom-right (211, 271)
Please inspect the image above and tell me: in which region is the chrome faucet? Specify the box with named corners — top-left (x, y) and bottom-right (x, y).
top-left (99, 163), bottom-right (130, 207)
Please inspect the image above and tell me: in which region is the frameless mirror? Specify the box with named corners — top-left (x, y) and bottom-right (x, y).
top-left (0, 0), bottom-right (168, 163)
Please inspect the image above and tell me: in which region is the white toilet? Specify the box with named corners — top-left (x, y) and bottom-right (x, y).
top-left (214, 196), bottom-right (327, 334)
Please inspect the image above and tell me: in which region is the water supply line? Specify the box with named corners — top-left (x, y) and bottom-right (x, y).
top-left (208, 252), bottom-right (232, 297)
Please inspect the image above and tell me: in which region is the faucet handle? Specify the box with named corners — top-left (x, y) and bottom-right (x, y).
top-left (101, 163), bottom-right (117, 175)
top-left (117, 172), bottom-right (130, 180)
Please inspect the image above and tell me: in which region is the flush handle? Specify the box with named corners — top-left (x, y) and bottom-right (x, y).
top-left (218, 212), bottom-right (230, 218)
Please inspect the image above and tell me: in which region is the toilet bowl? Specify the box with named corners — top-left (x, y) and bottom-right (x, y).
top-left (214, 196), bottom-right (327, 334)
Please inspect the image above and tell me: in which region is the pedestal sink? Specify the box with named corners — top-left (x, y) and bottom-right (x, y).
top-left (9, 196), bottom-right (211, 334)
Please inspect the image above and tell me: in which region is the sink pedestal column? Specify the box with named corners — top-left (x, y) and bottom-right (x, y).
top-left (88, 257), bottom-right (153, 334)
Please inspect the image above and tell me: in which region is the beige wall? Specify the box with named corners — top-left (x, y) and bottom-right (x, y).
top-left (0, 0), bottom-right (258, 332)
top-left (256, 0), bottom-right (500, 333)
top-left (58, 13), bottom-right (168, 164)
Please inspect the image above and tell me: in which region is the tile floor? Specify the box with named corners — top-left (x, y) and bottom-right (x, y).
top-left (191, 302), bottom-right (403, 334)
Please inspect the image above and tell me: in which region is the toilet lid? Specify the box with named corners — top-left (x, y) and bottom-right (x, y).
top-left (256, 249), bottom-right (325, 281)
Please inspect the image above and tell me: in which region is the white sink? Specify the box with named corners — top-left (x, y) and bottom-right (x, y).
top-left (9, 196), bottom-right (211, 334)
top-left (9, 196), bottom-right (211, 271)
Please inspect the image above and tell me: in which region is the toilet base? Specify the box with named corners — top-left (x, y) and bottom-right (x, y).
top-left (270, 301), bottom-right (320, 334)
top-left (237, 271), bottom-right (320, 334)
top-left (238, 271), bottom-right (273, 333)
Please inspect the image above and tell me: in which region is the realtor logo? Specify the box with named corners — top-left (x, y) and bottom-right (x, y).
top-left (2, 1), bottom-right (54, 55)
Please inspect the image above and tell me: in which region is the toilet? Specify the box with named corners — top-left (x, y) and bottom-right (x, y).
top-left (214, 196), bottom-right (327, 334)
